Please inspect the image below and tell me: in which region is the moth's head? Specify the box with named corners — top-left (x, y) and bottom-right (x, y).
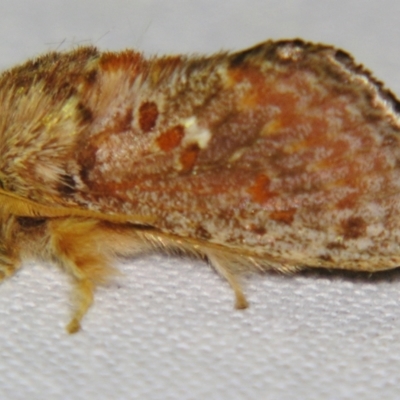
top-left (0, 68), bottom-right (83, 205)
top-left (0, 47), bottom-right (102, 207)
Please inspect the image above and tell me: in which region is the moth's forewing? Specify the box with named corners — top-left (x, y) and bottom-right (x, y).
top-left (2, 41), bottom-right (400, 271)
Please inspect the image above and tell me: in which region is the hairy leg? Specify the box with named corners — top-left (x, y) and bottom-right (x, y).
top-left (48, 218), bottom-right (122, 333)
top-left (0, 214), bottom-right (22, 282)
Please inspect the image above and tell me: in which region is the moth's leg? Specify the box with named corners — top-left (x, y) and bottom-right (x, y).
top-left (48, 218), bottom-right (118, 333)
top-left (206, 251), bottom-right (249, 309)
top-left (0, 252), bottom-right (21, 282)
top-left (148, 233), bottom-right (250, 309)
top-left (66, 279), bottom-right (95, 334)
top-left (0, 214), bottom-right (22, 282)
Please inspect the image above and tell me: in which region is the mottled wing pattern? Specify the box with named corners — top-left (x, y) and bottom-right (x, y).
top-left (2, 40), bottom-right (400, 271)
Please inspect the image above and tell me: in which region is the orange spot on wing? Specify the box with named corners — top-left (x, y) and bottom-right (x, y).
top-left (157, 125), bottom-right (185, 151)
top-left (340, 216), bottom-right (367, 240)
top-left (336, 192), bottom-right (359, 210)
top-left (138, 101), bottom-right (159, 132)
top-left (269, 208), bottom-right (296, 225)
top-left (247, 174), bottom-right (277, 204)
top-left (180, 144), bottom-right (200, 171)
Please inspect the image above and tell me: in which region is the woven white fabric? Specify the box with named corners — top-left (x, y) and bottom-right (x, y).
top-left (1, 1), bottom-right (400, 399)
top-left (1, 257), bottom-right (400, 400)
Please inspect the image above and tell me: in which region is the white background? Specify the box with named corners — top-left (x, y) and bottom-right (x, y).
top-left (1, 1), bottom-right (400, 399)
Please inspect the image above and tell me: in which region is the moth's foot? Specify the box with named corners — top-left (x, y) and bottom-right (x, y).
top-left (66, 318), bottom-right (81, 334)
top-left (205, 251), bottom-right (249, 310)
top-left (234, 289), bottom-right (249, 310)
top-left (65, 279), bottom-right (95, 334)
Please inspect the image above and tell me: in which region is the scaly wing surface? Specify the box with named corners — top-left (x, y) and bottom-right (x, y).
top-left (2, 40), bottom-right (400, 269)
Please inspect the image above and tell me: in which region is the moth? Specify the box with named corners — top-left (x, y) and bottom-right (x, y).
top-left (1, 39), bottom-right (400, 333)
